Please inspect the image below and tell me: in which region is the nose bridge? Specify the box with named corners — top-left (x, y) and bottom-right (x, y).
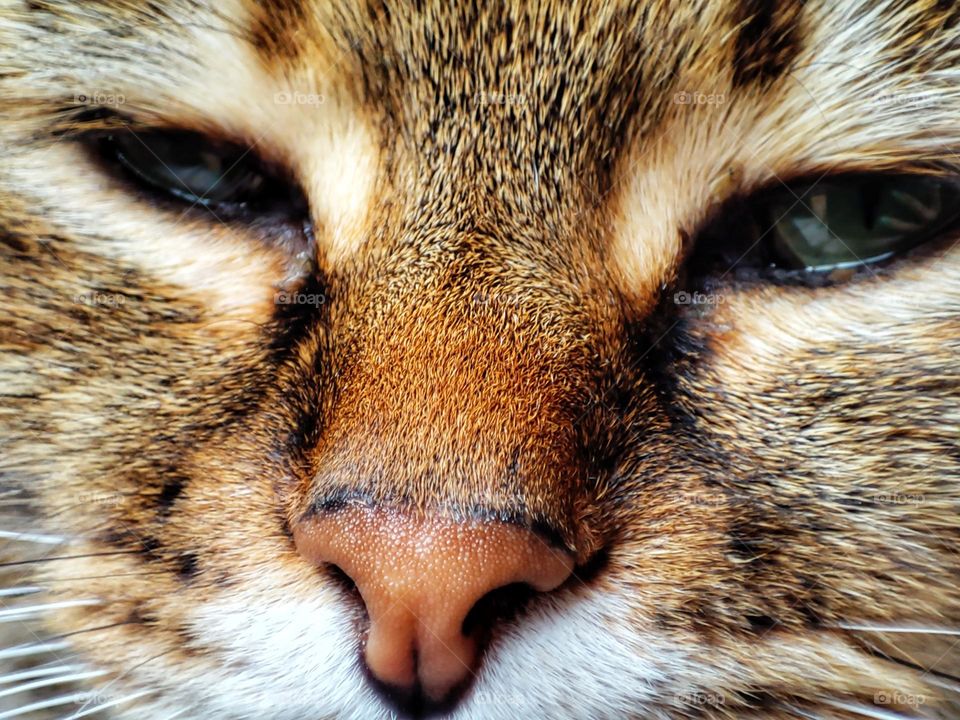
top-left (310, 284), bottom-right (590, 526)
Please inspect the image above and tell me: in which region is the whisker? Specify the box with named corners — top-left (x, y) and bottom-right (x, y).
top-left (0, 641), bottom-right (70, 661)
top-left (156, 710), bottom-right (189, 720)
top-left (0, 599), bottom-right (101, 621)
top-left (0, 670), bottom-right (107, 700)
top-left (0, 666), bottom-right (82, 686)
top-left (922, 674), bottom-right (960, 694)
top-left (781, 705), bottom-right (826, 719)
top-left (0, 691), bottom-right (96, 719)
top-left (47, 570), bottom-right (168, 584)
top-left (834, 624), bottom-right (960, 637)
top-left (0, 587), bottom-right (44, 598)
top-left (59, 621), bottom-right (140, 640)
top-left (0, 531), bottom-right (67, 545)
top-left (0, 552), bottom-right (141, 570)
top-left (844, 629), bottom-right (960, 685)
top-left (820, 699), bottom-right (926, 719)
top-left (71, 649), bottom-right (176, 718)
top-left (57, 689), bottom-right (153, 719)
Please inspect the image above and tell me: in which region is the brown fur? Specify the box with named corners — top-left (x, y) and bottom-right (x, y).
top-left (0, 0), bottom-right (958, 718)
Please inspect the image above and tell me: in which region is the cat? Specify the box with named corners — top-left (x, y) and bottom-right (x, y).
top-left (0, 0), bottom-right (958, 718)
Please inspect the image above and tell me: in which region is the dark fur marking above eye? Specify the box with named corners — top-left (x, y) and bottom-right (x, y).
top-left (125, 604), bottom-right (157, 626)
top-left (746, 614), bottom-right (777, 631)
top-left (156, 477), bottom-right (185, 513)
top-left (249, 0), bottom-right (309, 63)
top-left (138, 534), bottom-right (162, 556)
top-left (176, 552), bottom-right (199, 580)
top-left (731, 0), bottom-right (807, 88)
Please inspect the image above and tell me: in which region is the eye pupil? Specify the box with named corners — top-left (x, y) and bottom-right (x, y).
top-left (861, 181), bottom-right (881, 230)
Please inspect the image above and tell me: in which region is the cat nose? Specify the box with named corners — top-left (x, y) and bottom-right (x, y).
top-left (293, 505), bottom-right (574, 707)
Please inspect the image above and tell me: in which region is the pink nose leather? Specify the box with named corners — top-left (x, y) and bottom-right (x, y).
top-left (293, 506), bottom-right (574, 701)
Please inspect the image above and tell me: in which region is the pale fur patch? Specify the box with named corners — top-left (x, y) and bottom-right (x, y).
top-left (607, 1), bottom-right (960, 302)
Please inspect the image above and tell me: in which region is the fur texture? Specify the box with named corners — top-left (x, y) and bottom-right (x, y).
top-left (0, 0), bottom-right (958, 718)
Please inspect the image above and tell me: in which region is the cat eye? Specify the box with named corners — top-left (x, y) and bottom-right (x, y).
top-left (761, 175), bottom-right (960, 271)
top-left (692, 173), bottom-right (960, 280)
top-left (96, 129), bottom-right (307, 217)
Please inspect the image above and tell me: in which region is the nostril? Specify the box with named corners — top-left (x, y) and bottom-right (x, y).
top-left (324, 562), bottom-right (358, 595)
top-left (292, 505), bottom-right (575, 711)
top-left (461, 582), bottom-right (538, 639)
top-left (323, 562), bottom-right (365, 611)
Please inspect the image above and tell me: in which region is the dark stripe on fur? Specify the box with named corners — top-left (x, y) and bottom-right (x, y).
top-left (731, 0), bottom-right (807, 88)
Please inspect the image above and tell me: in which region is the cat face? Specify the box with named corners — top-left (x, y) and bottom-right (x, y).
top-left (1, 1), bottom-right (959, 718)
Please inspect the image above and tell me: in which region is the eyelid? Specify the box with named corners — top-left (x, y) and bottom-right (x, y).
top-left (82, 123), bottom-right (311, 224)
top-left (683, 170), bottom-right (960, 283)
top-left (51, 106), bottom-right (160, 140)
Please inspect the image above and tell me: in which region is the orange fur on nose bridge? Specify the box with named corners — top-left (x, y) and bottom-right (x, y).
top-left (308, 300), bottom-right (589, 529)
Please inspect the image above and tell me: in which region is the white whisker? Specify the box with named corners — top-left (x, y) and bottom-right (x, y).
top-left (70, 649), bottom-right (174, 718)
top-left (834, 624), bottom-right (960, 636)
top-left (0, 614), bottom-right (46, 624)
top-left (0, 670), bottom-right (107, 700)
top-left (821, 699), bottom-right (924, 719)
top-left (0, 691), bottom-right (96, 719)
top-left (58, 689), bottom-right (153, 719)
top-left (0, 666), bottom-right (81, 686)
top-left (156, 709), bottom-right (189, 720)
top-left (0, 587), bottom-right (44, 598)
top-left (0, 531), bottom-right (66, 545)
top-left (920, 674), bottom-right (960, 693)
top-left (782, 705), bottom-right (826, 719)
top-left (0, 600), bottom-right (100, 620)
top-left (0, 641), bottom-right (69, 660)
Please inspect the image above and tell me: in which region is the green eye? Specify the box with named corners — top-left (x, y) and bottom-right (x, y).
top-left (764, 175), bottom-right (960, 271)
top-left (100, 129), bottom-right (305, 215)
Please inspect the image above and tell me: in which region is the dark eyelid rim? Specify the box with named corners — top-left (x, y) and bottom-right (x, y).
top-left (54, 105), bottom-right (294, 177)
top-left (64, 107), bottom-right (309, 219)
top-left (682, 169), bottom-right (960, 280)
top-left (691, 168), bottom-right (960, 245)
